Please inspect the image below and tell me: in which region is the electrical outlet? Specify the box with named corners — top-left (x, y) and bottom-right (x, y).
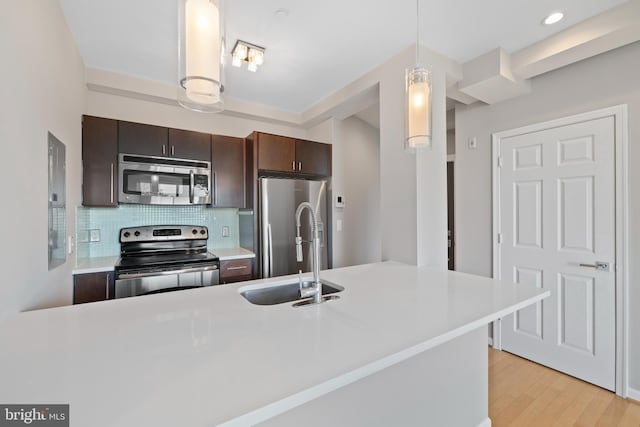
top-left (77, 230), bottom-right (89, 243)
top-left (89, 229), bottom-right (101, 242)
top-left (222, 226), bottom-right (230, 238)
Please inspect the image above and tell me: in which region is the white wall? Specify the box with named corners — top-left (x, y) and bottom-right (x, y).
top-left (446, 130), bottom-right (455, 155)
top-left (455, 41), bottom-right (640, 392)
top-left (332, 116), bottom-right (381, 268)
top-left (0, 1), bottom-right (86, 320)
top-left (300, 45), bottom-right (457, 268)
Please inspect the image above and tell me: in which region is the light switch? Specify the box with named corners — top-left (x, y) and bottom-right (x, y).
top-left (468, 137), bottom-right (478, 149)
top-left (222, 226), bottom-right (230, 237)
top-left (336, 219), bottom-right (343, 232)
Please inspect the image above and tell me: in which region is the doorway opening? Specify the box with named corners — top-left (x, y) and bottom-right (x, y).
top-left (446, 98), bottom-right (456, 270)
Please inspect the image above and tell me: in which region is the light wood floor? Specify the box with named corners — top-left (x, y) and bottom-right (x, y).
top-left (489, 347), bottom-right (640, 426)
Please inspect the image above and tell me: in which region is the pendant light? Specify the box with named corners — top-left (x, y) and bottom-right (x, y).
top-left (178, 0), bottom-right (224, 113)
top-left (405, 0), bottom-right (432, 151)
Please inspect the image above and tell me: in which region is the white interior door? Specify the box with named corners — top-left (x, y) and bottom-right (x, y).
top-left (496, 116), bottom-right (616, 391)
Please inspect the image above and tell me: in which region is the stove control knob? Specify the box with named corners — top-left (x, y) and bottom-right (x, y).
top-left (200, 229), bottom-right (206, 235)
top-left (134, 231), bottom-right (141, 237)
top-left (123, 232), bottom-right (130, 238)
top-left (192, 229), bottom-right (198, 235)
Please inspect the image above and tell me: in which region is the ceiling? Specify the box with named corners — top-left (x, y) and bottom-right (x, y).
top-left (59, 0), bottom-right (627, 113)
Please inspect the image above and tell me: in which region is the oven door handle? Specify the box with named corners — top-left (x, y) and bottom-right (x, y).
top-left (189, 170), bottom-right (195, 204)
top-left (117, 265), bottom-right (218, 280)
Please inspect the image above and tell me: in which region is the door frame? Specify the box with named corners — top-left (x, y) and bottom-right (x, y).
top-left (490, 105), bottom-right (629, 397)
top-left (447, 155), bottom-right (455, 270)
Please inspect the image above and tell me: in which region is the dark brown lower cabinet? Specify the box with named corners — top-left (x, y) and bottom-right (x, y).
top-left (220, 259), bottom-right (253, 284)
top-left (73, 271), bottom-right (115, 304)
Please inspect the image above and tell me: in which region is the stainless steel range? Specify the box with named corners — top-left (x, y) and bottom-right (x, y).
top-left (114, 225), bottom-right (220, 298)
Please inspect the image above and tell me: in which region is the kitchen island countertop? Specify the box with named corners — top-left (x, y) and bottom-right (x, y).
top-left (0, 262), bottom-right (547, 426)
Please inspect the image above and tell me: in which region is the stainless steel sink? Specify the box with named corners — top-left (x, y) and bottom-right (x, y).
top-left (240, 280), bottom-right (343, 306)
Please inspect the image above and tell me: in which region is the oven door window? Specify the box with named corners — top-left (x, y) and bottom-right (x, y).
top-left (122, 170), bottom-right (190, 197)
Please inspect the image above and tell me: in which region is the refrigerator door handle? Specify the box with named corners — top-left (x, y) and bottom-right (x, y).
top-left (260, 178), bottom-right (269, 278)
top-left (317, 221), bottom-right (325, 248)
top-left (267, 223), bottom-right (274, 277)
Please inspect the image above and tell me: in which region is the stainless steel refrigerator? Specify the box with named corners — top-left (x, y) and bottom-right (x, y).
top-left (259, 177), bottom-right (330, 278)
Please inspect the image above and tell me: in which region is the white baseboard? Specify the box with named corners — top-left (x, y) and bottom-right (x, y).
top-left (488, 337), bottom-right (493, 346)
top-left (628, 387), bottom-right (640, 402)
top-left (476, 417), bottom-right (492, 427)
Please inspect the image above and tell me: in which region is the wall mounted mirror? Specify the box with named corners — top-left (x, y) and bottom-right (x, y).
top-left (48, 132), bottom-right (66, 270)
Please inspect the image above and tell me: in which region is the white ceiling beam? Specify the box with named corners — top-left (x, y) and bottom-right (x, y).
top-left (456, 48), bottom-right (531, 105)
top-left (85, 68), bottom-right (303, 126)
top-left (446, 87), bottom-right (478, 105)
top-left (300, 44), bottom-right (462, 128)
top-left (512, 1), bottom-right (640, 79)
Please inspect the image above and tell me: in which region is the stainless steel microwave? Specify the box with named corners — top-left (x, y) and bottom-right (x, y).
top-left (118, 154), bottom-right (211, 205)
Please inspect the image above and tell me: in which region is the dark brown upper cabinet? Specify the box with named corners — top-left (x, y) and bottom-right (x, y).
top-left (255, 132), bottom-right (331, 177)
top-left (211, 135), bottom-right (245, 208)
top-left (257, 133), bottom-right (296, 173)
top-left (169, 128), bottom-right (211, 161)
top-left (82, 115), bottom-right (118, 207)
top-left (295, 139), bottom-right (332, 177)
top-left (119, 121), bottom-right (211, 161)
top-left (118, 120), bottom-right (168, 157)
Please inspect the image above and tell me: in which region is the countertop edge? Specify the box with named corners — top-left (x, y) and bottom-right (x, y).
top-left (217, 254), bottom-right (255, 261)
top-left (212, 247), bottom-right (256, 261)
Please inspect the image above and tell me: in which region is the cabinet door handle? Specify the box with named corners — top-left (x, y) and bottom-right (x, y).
top-left (171, 145), bottom-right (175, 156)
top-left (292, 161), bottom-right (295, 171)
top-left (162, 144), bottom-right (167, 156)
top-left (213, 172), bottom-right (218, 205)
top-left (189, 170), bottom-right (195, 204)
top-left (298, 161), bottom-right (302, 171)
top-left (106, 273), bottom-right (110, 299)
top-left (227, 266), bottom-right (248, 271)
top-left (109, 163), bottom-right (114, 204)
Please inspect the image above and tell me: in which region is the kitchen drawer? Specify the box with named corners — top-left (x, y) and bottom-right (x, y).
top-left (220, 259), bottom-right (253, 283)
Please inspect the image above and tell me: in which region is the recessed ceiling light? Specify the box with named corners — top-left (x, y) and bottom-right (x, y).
top-left (543, 11), bottom-right (564, 25)
top-left (274, 8), bottom-right (289, 18)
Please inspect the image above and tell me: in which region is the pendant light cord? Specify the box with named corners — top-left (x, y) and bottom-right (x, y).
top-left (415, 0), bottom-right (420, 66)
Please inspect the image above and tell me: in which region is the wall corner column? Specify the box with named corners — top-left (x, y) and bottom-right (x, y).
top-left (416, 68), bottom-right (448, 269)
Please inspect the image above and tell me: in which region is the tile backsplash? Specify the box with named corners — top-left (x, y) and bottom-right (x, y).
top-left (77, 205), bottom-right (239, 259)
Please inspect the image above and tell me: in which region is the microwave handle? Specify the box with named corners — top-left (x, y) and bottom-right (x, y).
top-left (189, 170), bottom-right (194, 204)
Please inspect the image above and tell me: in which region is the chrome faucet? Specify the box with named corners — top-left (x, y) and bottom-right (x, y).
top-left (295, 202), bottom-right (322, 304)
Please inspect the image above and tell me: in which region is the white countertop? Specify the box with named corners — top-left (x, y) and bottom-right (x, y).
top-left (0, 262), bottom-right (547, 426)
top-left (72, 256), bottom-right (118, 274)
top-left (212, 247), bottom-right (255, 261)
top-left (72, 248), bottom-right (255, 274)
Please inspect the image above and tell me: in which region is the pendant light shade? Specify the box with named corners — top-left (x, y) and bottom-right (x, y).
top-left (405, 66), bottom-right (432, 150)
top-left (178, 0), bottom-right (224, 113)
top-left (405, 0), bottom-right (432, 151)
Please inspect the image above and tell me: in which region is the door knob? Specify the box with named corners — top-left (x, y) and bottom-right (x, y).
top-left (578, 261), bottom-right (611, 272)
